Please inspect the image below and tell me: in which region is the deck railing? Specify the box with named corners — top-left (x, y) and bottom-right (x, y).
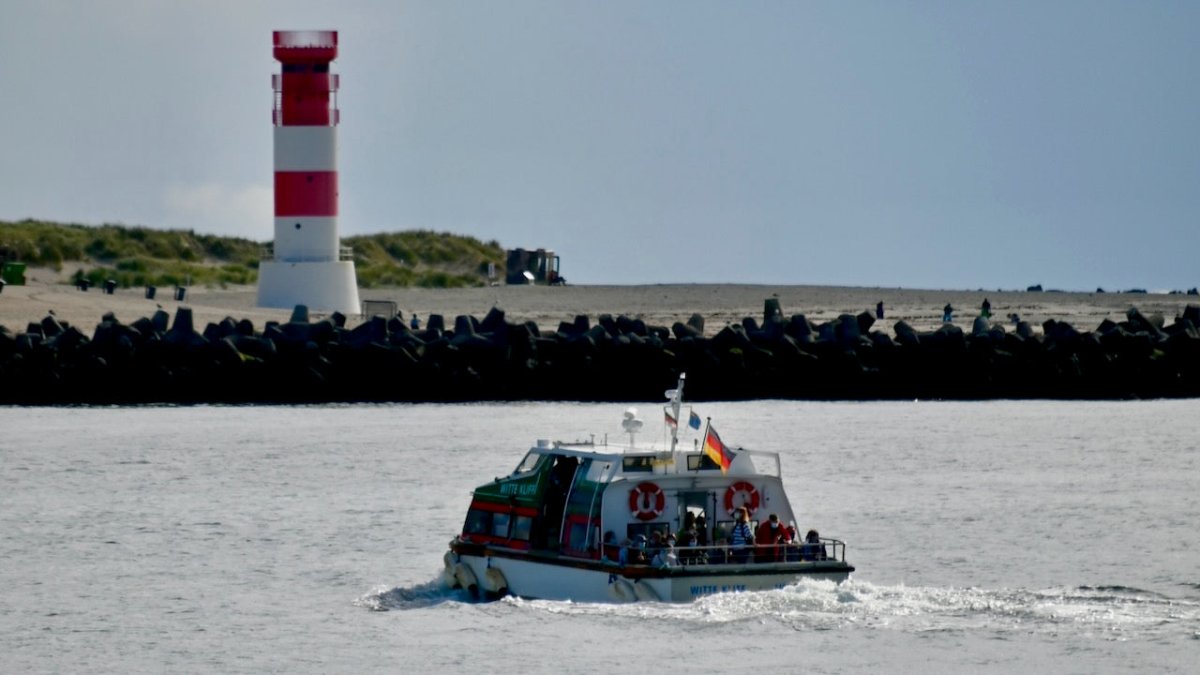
top-left (610, 538), bottom-right (847, 568)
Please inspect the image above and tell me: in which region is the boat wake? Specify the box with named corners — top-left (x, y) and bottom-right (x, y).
top-left (503, 578), bottom-right (1200, 639)
top-left (356, 579), bottom-right (470, 611)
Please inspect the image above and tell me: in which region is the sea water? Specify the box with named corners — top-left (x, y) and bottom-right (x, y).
top-left (1, 400), bottom-right (1197, 673)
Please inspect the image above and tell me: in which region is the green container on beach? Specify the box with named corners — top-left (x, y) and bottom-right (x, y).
top-left (1, 262), bottom-right (27, 285)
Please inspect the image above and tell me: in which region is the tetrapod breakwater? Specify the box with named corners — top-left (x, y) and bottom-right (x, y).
top-left (2, 298), bottom-right (1199, 404)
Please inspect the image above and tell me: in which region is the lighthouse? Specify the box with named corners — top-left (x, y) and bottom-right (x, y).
top-left (257, 30), bottom-right (360, 314)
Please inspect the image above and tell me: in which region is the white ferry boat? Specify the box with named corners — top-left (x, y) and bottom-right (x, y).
top-left (444, 374), bottom-right (854, 602)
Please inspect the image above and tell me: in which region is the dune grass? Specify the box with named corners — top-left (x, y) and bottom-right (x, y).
top-left (0, 219), bottom-right (505, 289)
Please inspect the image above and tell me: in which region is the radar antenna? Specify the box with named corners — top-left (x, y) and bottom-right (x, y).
top-left (621, 407), bottom-right (643, 449)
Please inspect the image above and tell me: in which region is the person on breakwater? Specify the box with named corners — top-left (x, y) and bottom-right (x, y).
top-left (876, 301), bottom-right (885, 320)
top-left (410, 313), bottom-right (420, 330)
top-left (981, 298), bottom-right (992, 318)
top-left (943, 303), bottom-right (954, 323)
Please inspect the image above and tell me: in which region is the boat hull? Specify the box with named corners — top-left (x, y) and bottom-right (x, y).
top-left (447, 542), bottom-right (854, 603)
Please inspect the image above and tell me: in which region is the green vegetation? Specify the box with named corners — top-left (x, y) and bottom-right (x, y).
top-left (345, 230), bottom-right (503, 289)
top-left (0, 219), bottom-right (504, 289)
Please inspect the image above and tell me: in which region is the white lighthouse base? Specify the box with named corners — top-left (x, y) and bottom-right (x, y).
top-left (257, 260), bottom-right (361, 315)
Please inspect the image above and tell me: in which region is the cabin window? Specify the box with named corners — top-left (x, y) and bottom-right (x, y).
top-left (622, 456), bottom-right (654, 473)
top-left (511, 515), bottom-right (533, 541)
top-left (512, 452), bottom-right (541, 476)
top-left (463, 509), bottom-right (491, 535)
top-left (714, 519), bottom-right (759, 543)
top-left (686, 454), bottom-right (722, 471)
top-left (566, 522), bottom-right (589, 550)
top-left (491, 512), bottom-right (511, 538)
top-left (626, 522), bottom-right (668, 541)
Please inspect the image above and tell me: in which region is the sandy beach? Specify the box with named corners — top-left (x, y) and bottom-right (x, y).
top-left (2, 266), bottom-right (1196, 336)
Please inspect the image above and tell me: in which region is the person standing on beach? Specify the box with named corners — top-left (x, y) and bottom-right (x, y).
top-left (943, 303), bottom-right (953, 323)
top-left (876, 301), bottom-right (884, 320)
top-left (981, 298), bottom-right (991, 318)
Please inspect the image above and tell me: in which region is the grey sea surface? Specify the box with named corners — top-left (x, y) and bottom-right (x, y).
top-left (1, 400), bottom-right (1197, 673)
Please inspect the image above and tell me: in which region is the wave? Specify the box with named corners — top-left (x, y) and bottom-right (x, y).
top-left (501, 579), bottom-right (1200, 638)
top-left (358, 576), bottom-right (1200, 641)
top-left (356, 579), bottom-right (471, 611)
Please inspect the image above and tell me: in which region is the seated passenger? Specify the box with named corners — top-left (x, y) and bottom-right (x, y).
top-left (601, 531), bottom-right (619, 563)
top-left (801, 529), bottom-right (827, 561)
top-left (785, 525), bottom-right (801, 561)
top-left (648, 530), bottom-right (664, 560)
top-left (652, 535), bottom-right (679, 569)
top-left (628, 534), bottom-right (650, 565)
top-left (677, 532), bottom-right (701, 565)
top-left (709, 537), bottom-right (729, 565)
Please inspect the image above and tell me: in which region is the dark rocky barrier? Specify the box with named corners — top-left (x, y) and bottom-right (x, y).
top-left (2, 300), bottom-right (1199, 404)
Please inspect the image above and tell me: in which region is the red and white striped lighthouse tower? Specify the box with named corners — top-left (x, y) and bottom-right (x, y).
top-left (257, 30), bottom-right (360, 314)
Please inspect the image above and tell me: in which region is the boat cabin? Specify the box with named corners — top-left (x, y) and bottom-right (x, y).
top-left (459, 438), bottom-right (801, 563)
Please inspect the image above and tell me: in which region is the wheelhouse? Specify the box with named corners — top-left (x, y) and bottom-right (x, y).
top-left (459, 439), bottom-right (806, 562)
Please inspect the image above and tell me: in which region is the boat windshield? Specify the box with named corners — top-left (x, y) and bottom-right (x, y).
top-left (512, 451), bottom-right (542, 476)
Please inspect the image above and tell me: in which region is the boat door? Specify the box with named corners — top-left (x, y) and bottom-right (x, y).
top-left (560, 457), bottom-right (612, 558)
top-left (677, 490), bottom-right (710, 540)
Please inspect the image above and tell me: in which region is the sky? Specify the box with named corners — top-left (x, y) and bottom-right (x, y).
top-left (1, 1), bottom-right (1197, 290)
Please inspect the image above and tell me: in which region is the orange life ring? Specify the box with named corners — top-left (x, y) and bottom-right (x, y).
top-left (629, 482), bottom-right (665, 521)
top-left (724, 481), bottom-right (760, 516)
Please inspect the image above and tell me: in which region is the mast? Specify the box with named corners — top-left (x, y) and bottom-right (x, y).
top-left (664, 372), bottom-right (686, 453)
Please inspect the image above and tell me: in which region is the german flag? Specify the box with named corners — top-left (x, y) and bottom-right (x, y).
top-left (703, 425), bottom-right (734, 474)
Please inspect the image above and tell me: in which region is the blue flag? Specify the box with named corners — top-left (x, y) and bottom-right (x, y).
top-left (688, 411), bottom-right (701, 430)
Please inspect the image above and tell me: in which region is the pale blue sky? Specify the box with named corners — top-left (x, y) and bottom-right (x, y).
top-left (1, 1), bottom-right (1196, 289)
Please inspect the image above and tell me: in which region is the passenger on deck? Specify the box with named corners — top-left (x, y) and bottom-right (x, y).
top-left (677, 513), bottom-right (702, 565)
top-left (785, 525), bottom-right (801, 561)
top-left (679, 512), bottom-right (698, 546)
top-left (730, 507), bottom-right (754, 564)
top-left (648, 530), bottom-right (664, 560)
top-left (624, 534), bottom-right (649, 565)
top-left (618, 538), bottom-right (633, 566)
top-left (695, 515), bottom-right (709, 547)
top-left (755, 513), bottom-right (789, 563)
top-left (602, 531), bottom-right (619, 563)
top-left (801, 529), bottom-right (827, 561)
top-left (652, 534), bottom-right (679, 569)
top-left (709, 537), bottom-right (729, 565)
